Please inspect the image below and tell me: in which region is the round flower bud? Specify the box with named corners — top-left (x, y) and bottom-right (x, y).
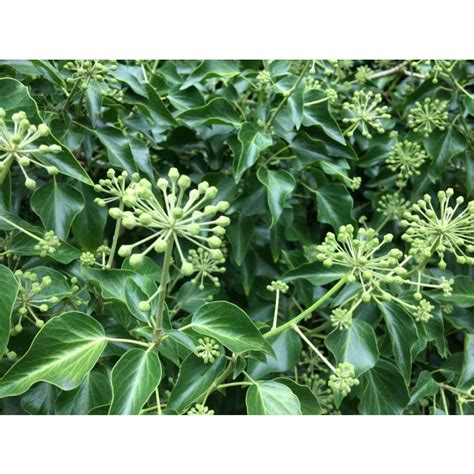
top-left (205, 186), bottom-right (218, 199)
top-left (118, 245), bottom-right (133, 257)
top-left (37, 124), bottom-right (50, 136)
top-left (18, 157), bottom-right (31, 166)
top-left (129, 253), bottom-right (144, 267)
top-left (153, 239), bottom-right (167, 253)
top-left (210, 249), bottom-right (224, 260)
top-left (122, 217), bottom-right (137, 230)
top-left (14, 323), bottom-right (23, 334)
top-left (123, 193), bottom-right (137, 207)
top-left (172, 207), bottom-right (184, 219)
top-left (139, 213), bottom-right (153, 225)
top-left (35, 319), bottom-right (45, 328)
top-left (18, 307), bottom-right (28, 316)
top-left (198, 181), bottom-right (209, 193)
top-left (204, 205), bottom-right (217, 217)
top-left (95, 198), bottom-right (106, 207)
top-left (42, 276), bottom-right (52, 286)
top-left (186, 223), bottom-right (200, 235)
top-left (49, 144), bottom-right (62, 154)
top-left (109, 207), bottom-right (123, 219)
top-left (138, 301), bottom-right (151, 312)
top-left (39, 304), bottom-right (49, 313)
top-left (168, 167), bottom-right (180, 181)
top-left (215, 216), bottom-right (230, 227)
top-left (178, 175), bottom-right (191, 189)
top-left (216, 201), bottom-right (229, 212)
top-left (46, 166), bottom-right (59, 176)
top-left (107, 168), bottom-right (116, 179)
top-left (39, 144), bottom-right (50, 154)
top-left (208, 236), bottom-right (222, 249)
top-left (25, 178), bottom-right (36, 190)
top-left (157, 178), bottom-right (168, 190)
top-left (180, 261), bottom-right (194, 276)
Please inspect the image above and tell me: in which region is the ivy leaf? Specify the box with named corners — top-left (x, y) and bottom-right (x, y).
top-left (31, 180), bottom-right (85, 240)
top-left (95, 127), bottom-right (137, 174)
top-left (166, 354), bottom-right (226, 414)
top-left (181, 60), bottom-right (240, 90)
top-left (245, 380), bottom-right (302, 415)
top-left (227, 214), bottom-right (255, 266)
top-left (274, 377), bottom-right (322, 415)
top-left (109, 348), bottom-right (162, 415)
top-left (0, 312), bottom-right (107, 398)
top-left (359, 360), bottom-right (410, 415)
top-left (287, 80), bottom-right (305, 129)
top-left (20, 382), bottom-right (60, 415)
top-left (55, 372), bottom-right (112, 415)
top-left (233, 123), bottom-right (272, 181)
top-left (0, 265), bottom-right (19, 356)
top-left (85, 80), bottom-right (102, 127)
top-left (425, 127), bottom-right (466, 176)
top-left (257, 168), bottom-right (296, 227)
top-left (441, 276), bottom-right (474, 308)
top-left (247, 330), bottom-right (302, 380)
top-left (409, 371), bottom-right (439, 406)
top-left (378, 301), bottom-right (418, 383)
top-left (192, 301), bottom-right (274, 356)
top-left (459, 333), bottom-right (474, 390)
top-left (326, 319), bottom-right (379, 376)
top-left (315, 183), bottom-right (355, 230)
top-left (177, 97), bottom-right (241, 127)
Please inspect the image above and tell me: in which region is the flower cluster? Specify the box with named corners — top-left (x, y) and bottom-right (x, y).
top-left (79, 245), bottom-right (111, 268)
top-left (64, 60), bottom-right (118, 90)
top-left (377, 193), bottom-right (411, 220)
top-left (328, 362), bottom-right (359, 397)
top-left (266, 280), bottom-right (289, 294)
top-left (34, 230), bottom-right (61, 257)
top-left (355, 65), bottom-right (373, 84)
top-left (386, 140), bottom-right (429, 188)
top-left (413, 299), bottom-right (434, 323)
top-left (407, 98), bottom-right (448, 137)
top-left (342, 90), bottom-right (391, 139)
top-left (188, 247), bottom-right (226, 290)
top-left (256, 70), bottom-right (271, 86)
top-left (401, 189), bottom-right (474, 268)
top-left (187, 404), bottom-right (215, 415)
top-left (11, 270), bottom-right (57, 332)
top-left (330, 307), bottom-right (352, 331)
top-left (196, 337), bottom-right (221, 364)
top-left (0, 109), bottom-right (60, 188)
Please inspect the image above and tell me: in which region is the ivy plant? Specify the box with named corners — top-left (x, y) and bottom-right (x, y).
top-left (0, 59), bottom-right (473, 415)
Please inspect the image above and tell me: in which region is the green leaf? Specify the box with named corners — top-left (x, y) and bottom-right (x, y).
top-left (425, 127), bottom-right (466, 176)
top-left (283, 261), bottom-right (347, 286)
top-left (274, 377), bottom-right (322, 415)
top-left (326, 319), bottom-right (379, 376)
top-left (409, 371), bottom-right (439, 406)
top-left (95, 127), bottom-right (137, 174)
top-left (289, 131), bottom-right (328, 162)
top-left (177, 98), bottom-right (241, 127)
top-left (248, 330), bottom-right (302, 379)
top-left (257, 168), bottom-right (296, 227)
top-left (85, 80), bottom-right (102, 127)
top-left (31, 180), bottom-right (85, 240)
top-left (227, 214), bottom-right (255, 266)
top-left (315, 183), bottom-right (355, 230)
top-left (459, 333), bottom-right (474, 390)
top-left (0, 77), bottom-right (93, 185)
top-left (55, 372), bottom-right (111, 415)
top-left (245, 380), bottom-right (302, 415)
top-left (359, 360), bottom-right (410, 415)
top-left (167, 354), bottom-right (226, 413)
top-left (20, 382), bottom-right (60, 415)
top-left (181, 60), bottom-right (240, 90)
top-left (378, 302), bottom-right (418, 382)
top-left (109, 348), bottom-right (162, 415)
top-left (71, 183), bottom-right (108, 251)
top-left (287, 81), bottom-right (305, 129)
top-left (192, 301), bottom-right (274, 356)
top-left (441, 276), bottom-right (474, 308)
top-left (0, 312), bottom-right (106, 398)
top-left (233, 122), bottom-right (272, 181)
top-left (0, 265), bottom-right (20, 356)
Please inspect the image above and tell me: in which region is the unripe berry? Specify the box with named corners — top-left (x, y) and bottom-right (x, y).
top-left (129, 253), bottom-right (144, 267)
top-left (35, 319), bottom-right (45, 328)
top-left (208, 236), bottom-right (222, 249)
top-left (118, 245), bottom-right (133, 257)
top-left (122, 217), bottom-right (137, 230)
top-left (39, 304), bottom-right (49, 312)
top-left (37, 124), bottom-right (50, 136)
top-left (46, 166), bottom-right (59, 176)
top-left (138, 301), bottom-right (151, 312)
top-left (109, 207), bottom-right (123, 219)
top-left (25, 178), bottom-right (36, 190)
top-left (180, 261), bottom-right (194, 276)
top-left (139, 212), bottom-right (153, 225)
top-left (153, 239), bottom-right (167, 253)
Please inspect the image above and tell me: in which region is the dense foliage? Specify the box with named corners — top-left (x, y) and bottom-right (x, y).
top-left (0, 59), bottom-right (473, 415)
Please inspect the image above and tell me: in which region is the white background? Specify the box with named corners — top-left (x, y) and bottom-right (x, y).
top-left (1, 0), bottom-right (473, 472)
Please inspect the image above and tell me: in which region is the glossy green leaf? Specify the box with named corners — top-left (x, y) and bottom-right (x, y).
top-left (177, 98), bottom-right (241, 127)
top-left (257, 168), bottom-right (296, 227)
top-left (192, 301), bottom-right (274, 356)
top-left (234, 123), bottom-right (272, 181)
top-left (283, 261), bottom-right (347, 286)
top-left (167, 354), bottom-right (226, 413)
top-left (0, 265), bottom-right (19, 356)
top-left (274, 377), bottom-right (323, 415)
top-left (227, 214), bottom-right (255, 266)
top-left (425, 127), bottom-right (465, 176)
top-left (359, 360), bottom-right (410, 415)
top-left (20, 382), bottom-right (60, 415)
top-left (109, 348), bottom-right (162, 415)
top-left (315, 183), bottom-right (355, 230)
top-left (459, 333), bottom-right (474, 390)
top-left (95, 126), bottom-right (137, 174)
top-left (55, 372), bottom-right (112, 415)
top-left (181, 60), bottom-right (240, 90)
top-left (0, 312), bottom-right (106, 398)
top-left (326, 319), bottom-right (379, 376)
top-left (246, 380), bottom-right (302, 415)
top-left (409, 371), bottom-right (439, 406)
top-left (379, 302), bottom-right (418, 382)
top-left (31, 180), bottom-right (85, 240)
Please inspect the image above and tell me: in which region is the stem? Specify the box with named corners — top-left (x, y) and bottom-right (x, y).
top-left (271, 289), bottom-right (280, 330)
top-left (368, 61), bottom-right (408, 80)
top-left (106, 337), bottom-right (150, 348)
top-left (0, 215), bottom-right (43, 242)
top-left (152, 235), bottom-right (174, 346)
top-left (106, 201), bottom-right (124, 268)
top-left (265, 60), bottom-right (310, 129)
top-left (440, 388), bottom-right (449, 415)
top-left (217, 381), bottom-right (253, 390)
top-left (292, 324), bottom-right (336, 373)
top-left (264, 275), bottom-right (349, 339)
top-left (155, 388), bottom-right (162, 415)
top-left (0, 154), bottom-right (14, 185)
